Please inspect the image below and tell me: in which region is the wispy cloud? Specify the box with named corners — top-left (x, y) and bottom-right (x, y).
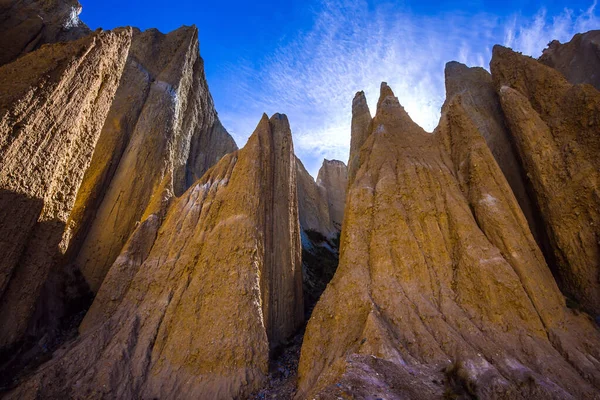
top-left (217, 0), bottom-right (598, 177)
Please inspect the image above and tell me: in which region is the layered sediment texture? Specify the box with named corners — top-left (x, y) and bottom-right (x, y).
top-left (492, 45), bottom-right (600, 318)
top-left (296, 82), bottom-right (600, 399)
top-left (0, 29), bottom-right (132, 352)
top-left (71, 26), bottom-right (237, 294)
top-left (0, 0), bottom-right (91, 66)
top-left (6, 114), bottom-right (303, 399)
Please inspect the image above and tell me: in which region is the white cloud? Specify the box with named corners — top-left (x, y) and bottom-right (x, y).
top-left (217, 0), bottom-right (598, 178)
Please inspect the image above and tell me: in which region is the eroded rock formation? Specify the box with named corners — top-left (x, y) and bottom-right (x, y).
top-left (0, 0), bottom-right (90, 66)
top-left (0, 28), bottom-right (132, 353)
top-left (296, 157), bottom-right (333, 236)
top-left (296, 82), bottom-right (600, 399)
top-left (296, 159), bottom-right (347, 316)
top-left (492, 45), bottom-right (600, 318)
top-left (6, 113), bottom-right (303, 399)
top-left (540, 31), bottom-right (600, 90)
top-left (348, 91), bottom-right (373, 187)
top-left (444, 62), bottom-right (543, 248)
top-left (70, 26), bottom-right (237, 294)
top-left (316, 159), bottom-right (347, 231)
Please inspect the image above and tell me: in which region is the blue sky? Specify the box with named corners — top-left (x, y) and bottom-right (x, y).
top-left (80, 0), bottom-right (599, 178)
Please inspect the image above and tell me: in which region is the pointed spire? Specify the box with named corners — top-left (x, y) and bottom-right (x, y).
top-left (348, 91), bottom-right (373, 188)
top-left (376, 81), bottom-right (399, 112)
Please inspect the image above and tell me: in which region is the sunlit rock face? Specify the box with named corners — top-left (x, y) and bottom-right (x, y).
top-left (0, 0), bottom-right (91, 66)
top-left (492, 44), bottom-right (600, 319)
top-left (6, 114), bottom-right (303, 400)
top-left (296, 82), bottom-right (600, 399)
top-left (0, 18), bottom-right (238, 372)
top-left (71, 26), bottom-right (238, 294)
top-left (540, 30), bottom-right (600, 90)
top-left (0, 28), bottom-right (132, 353)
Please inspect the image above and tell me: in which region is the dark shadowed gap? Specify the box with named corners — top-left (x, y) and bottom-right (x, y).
top-left (253, 228), bottom-right (341, 399)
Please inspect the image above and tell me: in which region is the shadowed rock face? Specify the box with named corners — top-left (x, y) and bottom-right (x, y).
top-left (296, 158), bottom-right (348, 236)
top-left (296, 159), bottom-right (347, 316)
top-left (6, 114), bottom-right (303, 400)
top-left (492, 45), bottom-right (600, 318)
top-left (70, 26), bottom-right (238, 294)
top-left (444, 62), bottom-right (543, 248)
top-left (316, 159), bottom-right (348, 231)
top-left (0, 28), bottom-right (132, 352)
top-left (540, 31), bottom-right (600, 90)
top-left (296, 82), bottom-right (600, 399)
top-left (0, 0), bottom-right (91, 66)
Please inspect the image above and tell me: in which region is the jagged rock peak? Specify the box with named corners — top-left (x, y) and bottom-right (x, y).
top-left (7, 112), bottom-right (302, 399)
top-left (71, 24), bottom-right (237, 294)
top-left (376, 81), bottom-right (400, 111)
top-left (374, 82), bottom-right (425, 137)
top-left (445, 61), bottom-right (491, 97)
top-left (539, 30), bottom-right (600, 90)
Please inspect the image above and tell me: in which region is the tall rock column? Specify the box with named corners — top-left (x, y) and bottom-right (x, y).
top-left (6, 113), bottom-right (303, 400)
top-left (347, 91), bottom-right (372, 187)
top-left (0, 29), bottom-right (132, 351)
top-left (70, 26), bottom-right (237, 293)
top-left (443, 62), bottom-right (543, 250)
top-left (492, 45), bottom-right (600, 317)
top-left (316, 159), bottom-right (348, 230)
top-left (296, 82), bottom-right (600, 399)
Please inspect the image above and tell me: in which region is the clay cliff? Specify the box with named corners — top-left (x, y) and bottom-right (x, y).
top-left (296, 82), bottom-right (600, 399)
top-left (1, 1), bottom-right (599, 397)
top-left (0, 28), bottom-right (132, 354)
top-left (492, 45), bottom-right (600, 318)
top-left (540, 31), bottom-right (600, 90)
top-left (296, 158), bottom-right (348, 236)
top-left (6, 113), bottom-right (303, 399)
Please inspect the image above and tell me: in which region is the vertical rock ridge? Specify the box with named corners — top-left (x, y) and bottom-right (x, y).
top-left (71, 26), bottom-right (237, 293)
top-left (348, 90), bottom-right (372, 187)
top-left (5, 112), bottom-right (302, 399)
top-left (316, 159), bottom-right (348, 230)
top-left (0, 28), bottom-right (132, 352)
top-left (443, 61), bottom-right (549, 272)
top-left (492, 44), bottom-right (600, 317)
